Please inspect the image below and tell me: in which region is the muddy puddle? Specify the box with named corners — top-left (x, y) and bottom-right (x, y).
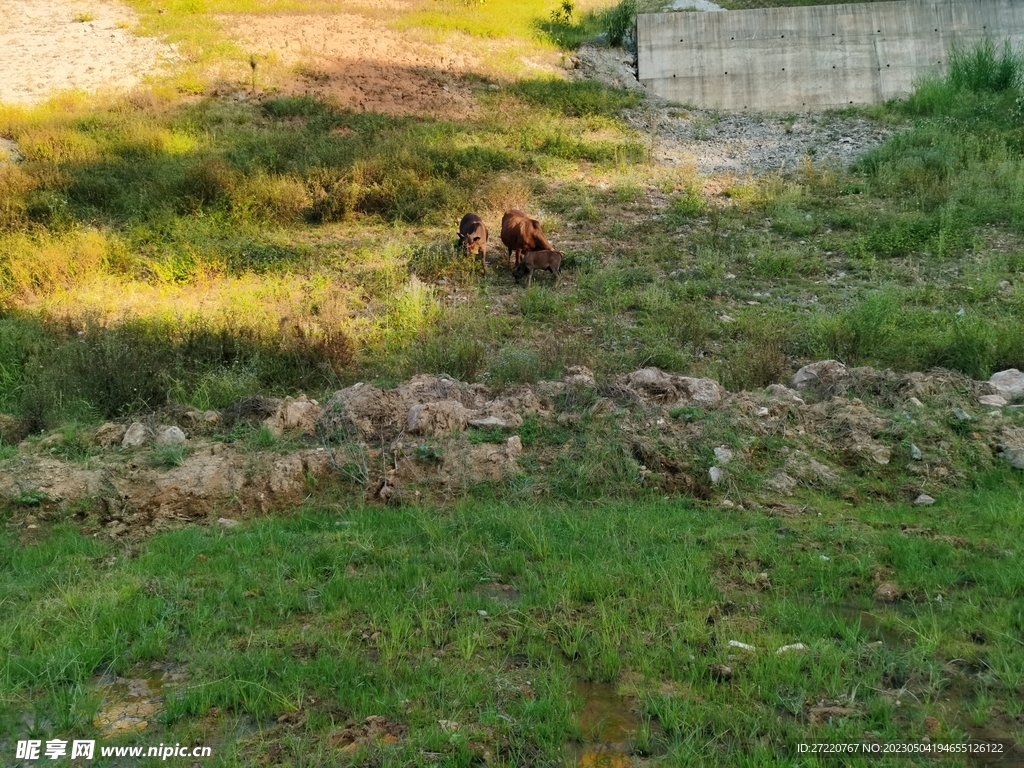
top-left (91, 665), bottom-right (186, 736)
top-left (568, 680), bottom-right (663, 767)
top-left (829, 604), bottom-right (907, 648)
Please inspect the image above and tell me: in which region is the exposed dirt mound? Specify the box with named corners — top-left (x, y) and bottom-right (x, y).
top-left (0, 0), bottom-right (175, 105)
top-left (3, 364), bottom-right (1021, 540)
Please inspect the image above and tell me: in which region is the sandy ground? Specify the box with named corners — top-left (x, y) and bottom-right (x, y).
top-left (0, 0), bottom-right (174, 105)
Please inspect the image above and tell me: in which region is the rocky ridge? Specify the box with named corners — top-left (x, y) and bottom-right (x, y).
top-left (2, 364), bottom-right (1022, 541)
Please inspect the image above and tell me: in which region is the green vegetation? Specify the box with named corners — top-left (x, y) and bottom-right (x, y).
top-left (1, 479), bottom-right (1021, 764)
top-left (1, 1), bottom-right (1024, 760)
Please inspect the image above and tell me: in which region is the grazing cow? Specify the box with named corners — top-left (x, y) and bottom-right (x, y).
top-left (500, 210), bottom-right (554, 267)
top-left (512, 249), bottom-right (563, 288)
top-left (457, 213), bottom-right (489, 273)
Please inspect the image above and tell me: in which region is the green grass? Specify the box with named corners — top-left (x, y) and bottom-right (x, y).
top-left (1, 477), bottom-right (1021, 764)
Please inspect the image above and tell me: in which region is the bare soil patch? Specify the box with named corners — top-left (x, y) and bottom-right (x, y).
top-left (0, 0), bottom-right (175, 105)
top-left (218, 9), bottom-right (483, 117)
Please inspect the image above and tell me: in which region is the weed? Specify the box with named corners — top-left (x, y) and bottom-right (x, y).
top-left (11, 489), bottom-right (50, 506)
top-left (149, 444), bottom-right (193, 469)
top-left (415, 442), bottom-right (444, 462)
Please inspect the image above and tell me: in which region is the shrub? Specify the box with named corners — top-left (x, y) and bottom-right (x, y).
top-left (600, 0), bottom-right (637, 48)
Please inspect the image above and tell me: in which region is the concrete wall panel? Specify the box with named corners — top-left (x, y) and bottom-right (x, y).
top-left (638, 0), bottom-right (1024, 111)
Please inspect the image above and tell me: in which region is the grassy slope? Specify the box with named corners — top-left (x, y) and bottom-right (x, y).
top-left (2, 478), bottom-right (1022, 765)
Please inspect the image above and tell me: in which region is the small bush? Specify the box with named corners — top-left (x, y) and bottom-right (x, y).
top-left (599, 0), bottom-right (637, 48)
top-left (947, 38), bottom-right (1024, 94)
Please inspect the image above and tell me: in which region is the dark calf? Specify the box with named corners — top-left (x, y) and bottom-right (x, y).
top-left (457, 213), bottom-right (489, 273)
top-left (500, 210), bottom-right (554, 267)
top-left (512, 250), bottom-right (562, 288)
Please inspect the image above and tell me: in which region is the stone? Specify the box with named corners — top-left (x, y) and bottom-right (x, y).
top-left (907, 397), bottom-right (924, 408)
top-left (217, 517), bottom-right (241, 528)
top-left (913, 493), bottom-right (935, 506)
top-left (765, 470), bottom-right (796, 495)
top-left (709, 664), bottom-right (733, 681)
top-left (264, 394), bottom-right (321, 435)
top-left (468, 416), bottom-right (508, 429)
top-left (406, 400), bottom-right (471, 436)
top-left (766, 383), bottom-right (805, 404)
top-left (727, 640), bottom-right (756, 652)
top-left (438, 720), bottom-right (460, 733)
top-left (505, 435), bottom-right (523, 459)
top-left (990, 369), bottom-right (1024, 400)
top-left (791, 360), bottom-right (848, 391)
top-left (785, 451), bottom-right (841, 487)
top-left (155, 426), bottom-right (187, 446)
top-left (1000, 447), bottom-right (1024, 470)
top-left (776, 643), bottom-right (808, 654)
top-left (873, 582), bottom-right (902, 602)
top-left (709, 466), bottom-right (725, 484)
top-left (563, 365), bottom-right (595, 386)
top-left (952, 408), bottom-right (974, 422)
top-left (910, 444), bottom-right (922, 460)
top-left (92, 423), bottom-right (127, 447)
top-left (122, 422), bottom-right (154, 448)
top-left (713, 446), bottom-right (733, 465)
top-left (622, 368), bottom-right (726, 407)
top-left (978, 394), bottom-right (1007, 407)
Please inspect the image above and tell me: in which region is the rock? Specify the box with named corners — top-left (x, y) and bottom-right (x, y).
top-left (852, 442), bottom-right (891, 465)
top-left (809, 706), bottom-right (860, 723)
top-left (1000, 446), bottom-right (1024, 470)
top-left (978, 394), bottom-right (1007, 407)
top-left (709, 466), bottom-right (725, 484)
top-left (873, 582), bottom-right (902, 602)
top-left (0, 414), bottom-right (31, 444)
top-left (204, 410), bottom-right (222, 425)
top-left (776, 643), bottom-right (808, 654)
top-left (505, 435), bottom-right (522, 459)
top-left (756, 407), bottom-right (770, 416)
top-left (122, 423), bottom-right (154, 448)
top-left (264, 394), bottom-right (321, 435)
top-left (468, 416), bottom-right (508, 429)
top-left (563, 365), bottom-right (595, 386)
top-left (785, 451), bottom-right (841, 487)
top-left (93, 423), bottom-right (127, 448)
top-left (907, 397), bottom-right (924, 408)
top-left (913, 493), bottom-right (935, 506)
top-left (766, 383), bottom-right (805, 404)
top-left (709, 664), bottom-right (733, 681)
top-left (438, 720), bottom-right (460, 733)
top-left (765, 470), bottom-right (796, 495)
top-left (910, 444), bottom-right (922, 460)
top-left (155, 426), bottom-right (187, 446)
top-left (990, 369), bottom-right (1024, 400)
top-left (406, 400), bottom-right (471, 436)
top-left (727, 640), bottom-right (756, 652)
top-left (791, 360), bottom-right (848, 391)
top-left (952, 408), bottom-right (974, 422)
top-left (621, 368), bottom-right (726, 407)
top-left (713, 446), bottom-right (733, 464)
top-left (217, 517), bottom-right (241, 528)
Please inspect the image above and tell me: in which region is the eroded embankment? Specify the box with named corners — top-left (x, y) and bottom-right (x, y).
top-left (2, 364), bottom-right (1022, 542)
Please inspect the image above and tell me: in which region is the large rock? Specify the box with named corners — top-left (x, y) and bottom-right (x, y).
top-left (791, 360), bottom-right (848, 392)
top-left (785, 451), bottom-right (841, 487)
top-left (122, 423), bottom-right (154, 448)
top-left (621, 368), bottom-right (726, 407)
top-left (264, 394), bottom-right (321, 436)
top-left (406, 400), bottom-right (471, 436)
top-left (990, 369), bottom-right (1024, 400)
top-left (155, 426), bottom-right (187, 446)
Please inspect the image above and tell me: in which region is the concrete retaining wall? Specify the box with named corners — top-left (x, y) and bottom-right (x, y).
top-left (638, 0), bottom-right (1024, 111)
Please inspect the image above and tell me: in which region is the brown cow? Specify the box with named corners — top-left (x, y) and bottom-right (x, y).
top-left (457, 213), bottom-right (489, 273)
top-left (500, 210), bottom-right (554, 267)
top-left (512, 250), bottom-right (563, 288)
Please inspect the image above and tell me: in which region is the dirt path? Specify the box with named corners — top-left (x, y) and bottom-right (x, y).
top-left (0, 0), bottom-right (175, 105)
